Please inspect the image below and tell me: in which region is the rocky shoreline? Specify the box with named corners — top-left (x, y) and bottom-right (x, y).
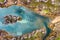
top-left (0, 28), bottom-right (46, 40)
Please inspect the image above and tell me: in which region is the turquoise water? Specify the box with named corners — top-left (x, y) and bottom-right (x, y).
top-left (0, 5), bottom-right (51, 40)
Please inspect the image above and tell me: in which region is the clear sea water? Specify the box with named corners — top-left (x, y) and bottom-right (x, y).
top-left (0, 5), bottom-right (51, 40)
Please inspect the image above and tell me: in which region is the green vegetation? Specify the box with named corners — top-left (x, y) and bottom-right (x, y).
top-left (25, 37), bottom-right (35, 40)
top-left (0, 0), bottom-right (4, 2)
top-left (33, 0), bottom-right (60, 15)
top-left (55, 37), bottom-right (60, 40)
top-left (30, 2), bottom-right (40, 7)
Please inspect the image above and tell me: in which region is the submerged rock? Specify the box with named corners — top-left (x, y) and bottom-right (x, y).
top-left (4, 15), bottom-right (22, 24)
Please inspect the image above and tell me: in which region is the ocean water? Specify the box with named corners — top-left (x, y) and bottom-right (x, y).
top-left (0, 5), bottom-right (51, 40)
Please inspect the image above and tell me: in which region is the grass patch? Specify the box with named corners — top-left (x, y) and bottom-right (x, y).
top-left (55, 37), bottom-right (60, 40)
top-left (0, 0), bottom-right (4, 2)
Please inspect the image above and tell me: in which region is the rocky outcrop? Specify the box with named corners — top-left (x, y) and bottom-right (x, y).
top-left (0, 27), bottom-right (46, 40)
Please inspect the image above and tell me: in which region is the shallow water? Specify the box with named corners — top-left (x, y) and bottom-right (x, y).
top-left (0, 5), bottom-right (51, 40)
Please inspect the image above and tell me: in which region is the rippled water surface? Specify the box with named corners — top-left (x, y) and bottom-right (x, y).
top-left (0, 5), bottom-right (51, 39)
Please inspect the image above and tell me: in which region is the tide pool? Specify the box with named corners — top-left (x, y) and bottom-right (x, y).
top-left (0, 5), bottom-right (51, 40)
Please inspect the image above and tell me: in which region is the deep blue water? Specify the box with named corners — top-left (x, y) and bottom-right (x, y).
top-left (0, 5), bottom-right (51, 40)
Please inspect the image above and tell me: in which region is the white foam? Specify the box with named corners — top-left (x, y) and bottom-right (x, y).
top-left (0, 22), bottom-right (4, 26)
top-left (17, 20), bottom-right (28, 23)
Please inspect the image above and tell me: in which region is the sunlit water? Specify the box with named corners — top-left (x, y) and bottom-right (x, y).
top-left (0, 5), bottom-right (51, 40)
